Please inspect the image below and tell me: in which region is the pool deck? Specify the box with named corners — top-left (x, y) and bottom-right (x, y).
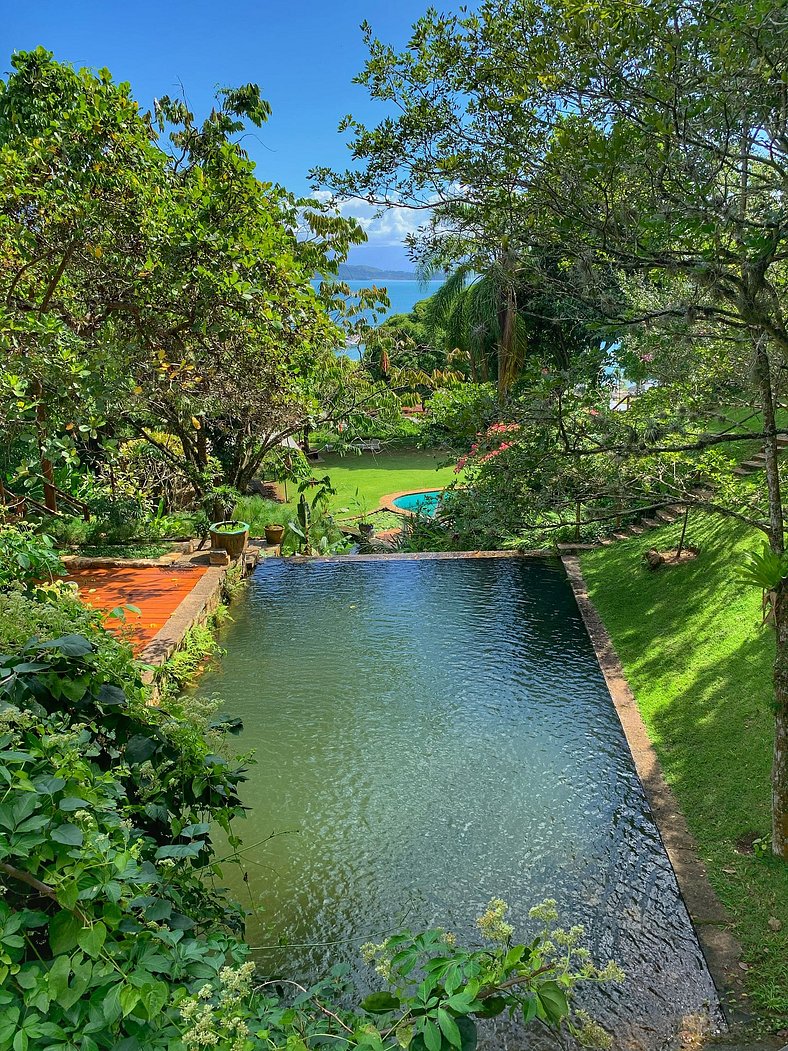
top-left (66, 563), bottom-right (210, 653)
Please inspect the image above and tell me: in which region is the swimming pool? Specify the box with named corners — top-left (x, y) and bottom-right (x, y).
top-left (193, 556), bottom-right (720, 1048)
top-left (391, 489), bottom-right (443, 515)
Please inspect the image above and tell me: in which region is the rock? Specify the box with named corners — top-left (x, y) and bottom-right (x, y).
top-left (768, 916), bottom-right (782, 932)
top-left (644, 548), bottom-right (665, 570)
top-left (209, 548), bottom-right (230, 566)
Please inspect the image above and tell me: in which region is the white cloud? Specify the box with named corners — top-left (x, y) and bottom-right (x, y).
top-left (310, 192), bottom-right (431, 247)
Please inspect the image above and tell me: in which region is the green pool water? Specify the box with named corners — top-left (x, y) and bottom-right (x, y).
top-left (193, 556), bottom-right (719, 1048)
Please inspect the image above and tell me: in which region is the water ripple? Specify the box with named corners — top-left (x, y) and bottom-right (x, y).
top-left (194, 558), bottom-right (721, 1050)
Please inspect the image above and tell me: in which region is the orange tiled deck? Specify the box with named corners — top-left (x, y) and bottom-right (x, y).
top-left (67, 565), bottom-right (209, 653)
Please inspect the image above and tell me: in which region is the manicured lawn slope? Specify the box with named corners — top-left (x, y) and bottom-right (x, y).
top-left (580, 516), bottom-right (788, 1024)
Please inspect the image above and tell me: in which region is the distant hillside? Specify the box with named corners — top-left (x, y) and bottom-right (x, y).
top-left (337, 263), bottom-right (418, 281)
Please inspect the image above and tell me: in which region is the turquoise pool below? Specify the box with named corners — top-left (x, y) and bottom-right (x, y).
top-left (391, 489), bottom-right (443, 516)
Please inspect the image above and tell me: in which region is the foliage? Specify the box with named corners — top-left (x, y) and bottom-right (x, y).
top-left (233, 496), bottom-right (294, 539)
top-left (0, 48), bottom-right (389, 507)
top-left (282, 476), bottom-right (349, 556)
top-left (0, 627), bottom-right (252, 1049)
top-left (170, 900), bottom-right (620, 1050)
top-left (156, 622), bottom-right (226, 703)
top-left (0, 526), bottom-right (64, 591)
top-left (737, 543), bottom-right (788, 593)
top-left (0, 587), bottom-right (140, 694)
top-left (364, 297), bottom-right (455, 381)
top-left (421, 386), bottom-right (499, 448)
top-left (44, 502), bottom-right (196, 550)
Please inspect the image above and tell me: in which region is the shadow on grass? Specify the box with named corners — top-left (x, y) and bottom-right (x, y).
top-left (581, 515), bottom-right (788, 1022)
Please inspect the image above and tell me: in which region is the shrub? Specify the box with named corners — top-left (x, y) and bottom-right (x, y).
top-left (421, 385), bottom-right (499, 447)
top-left (0, 525), bottom-right (64, 590)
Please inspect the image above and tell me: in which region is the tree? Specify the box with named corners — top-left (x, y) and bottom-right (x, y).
top-left (0, 50), bottom-right (388, 507)
top-left (323, 0), bottom-right (788, 858)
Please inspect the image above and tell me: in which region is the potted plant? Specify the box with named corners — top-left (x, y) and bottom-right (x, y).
top-left (265, 522), bottom-right (285, 545)
top-left (351, 488), bottom-right (375, 540)
top-left (208, 519), bottom-right (249, 559)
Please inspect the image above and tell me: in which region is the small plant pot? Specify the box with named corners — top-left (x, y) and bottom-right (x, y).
top-left (359, 522), bottom-right (374, 539)
top-left (208, 520), bottom-right (249, 559)
top-left (265, 523), bottom-right (285, 545)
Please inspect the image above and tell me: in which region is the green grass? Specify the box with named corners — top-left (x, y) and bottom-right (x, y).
top-left (74, 542), bottom-right (173, 559)
top-left (317, 448), bottom-right (459, 517)
top-left (580, 515), bottom-right (788, 1026)
top-left (237, 449), bottom-right (459, 535)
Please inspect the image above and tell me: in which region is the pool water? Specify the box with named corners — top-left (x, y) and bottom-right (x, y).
top-left (193, 557), bottom-right (719, 1048)
top-left (391, 489), bottom-right (443, 515)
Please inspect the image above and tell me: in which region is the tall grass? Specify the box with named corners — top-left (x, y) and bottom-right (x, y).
top-left (233, 496), bottom-right (294, 538)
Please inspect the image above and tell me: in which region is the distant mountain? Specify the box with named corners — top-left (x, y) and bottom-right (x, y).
top-left (337, 263), bottom-right (418, 281)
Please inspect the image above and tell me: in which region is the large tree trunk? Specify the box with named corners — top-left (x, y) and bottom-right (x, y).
top-left (754, 333), bottom-right (788, 858)
top-left (771, 590), bottom-right (788, 859)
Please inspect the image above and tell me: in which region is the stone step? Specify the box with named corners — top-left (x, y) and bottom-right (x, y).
top-left (626, 525), bottom-right (645, 535)
top-left (612, 531), bottom-right (630, 541)
top-left (655, 510), bottom-right (677, 523)
top-left (640, 518), bottom-right (662, 528)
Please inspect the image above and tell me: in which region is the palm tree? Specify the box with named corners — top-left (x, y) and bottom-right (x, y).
top-left (423, 245), bottom-right (525, 396)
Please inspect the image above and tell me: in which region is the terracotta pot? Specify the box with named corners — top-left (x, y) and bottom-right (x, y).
top-left (208, 520), bottom-right (249, 559)
top-left (265, 523), bottom-right (285, 545)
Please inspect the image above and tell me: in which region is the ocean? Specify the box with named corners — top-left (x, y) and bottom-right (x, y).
top-left (314, 278), bottom-right (444, 360)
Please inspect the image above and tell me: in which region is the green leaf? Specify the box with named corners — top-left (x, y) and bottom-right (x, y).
top-left (504, 944), bottom-right (526, 969)
top-left (77, 921), bottom-right (106, 958)
top-left (423, 1018), bottom-right (441, 1051)
top-left (49, 911), bottom-right (81, 955)
top-left (437, 1008), bottom-right (461, 1048)
top-left (537, 981), bottom-right (568, 1025)
top-left (56, 881), bottom-right (78, 911)
top-left (474, 995), bottom-right (506, 1018)
top-left (40, 634), bottom-right (93, 656)
top-left (361, 991), bottom-right (401, 1014)
top-left (522, 993), bottom-right (537, 1024)
top-left (58, 796), bottom-right (90, 811)
top-left (47, 954), bottom-right (70, 1001)
top-left (125, 735), bottom-right (157, 764)
top-left (33, 776), bottom-right (66, 795)
top-left (119, 984), bottom-right (140, 1017)
top-left (97, 683), bottom-right (127, 707)
top-left (51, 823), bottom-right (83, 847)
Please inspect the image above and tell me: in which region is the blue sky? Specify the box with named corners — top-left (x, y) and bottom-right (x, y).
top-left (0, 0), bottom-right (434, 269)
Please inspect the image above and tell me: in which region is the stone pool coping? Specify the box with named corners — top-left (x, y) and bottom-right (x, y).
top-left (561, 554), bottom-right (746, 1023)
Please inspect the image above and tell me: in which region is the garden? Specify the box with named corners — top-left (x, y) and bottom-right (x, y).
top-left (2, 0), bottom-right (788, 1046)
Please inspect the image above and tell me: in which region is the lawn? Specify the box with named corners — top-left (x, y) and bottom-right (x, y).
top-left (236, 448), bottom-right (459, 536)
top-left (317, 448), bottom-right (459, 517)
top-left (580, 514), bottom-right (788, 1026)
